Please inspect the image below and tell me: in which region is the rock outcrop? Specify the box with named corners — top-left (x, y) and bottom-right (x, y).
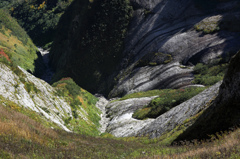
top-left (175, 51), bottom-right (240, 141)
top-left (105, 82), bottom-right (220, 138)
top-left (0, 63), bottom-right (101, 133)
top-left (106, 96), bottom-right (157, 137)
top-left (48, 0), bottom-right (240, 98)
top-left (109, 0), bottom-right (240, 97)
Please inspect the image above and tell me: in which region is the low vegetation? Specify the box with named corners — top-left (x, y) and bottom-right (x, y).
top-left (52, 78), bottom-right (101, 136)
top-left (0, 9), bottom-right (38, 73)
top-left (0, 100), bottom-right (240, 158)
top-left (192, 63), bottom-right (228, 86)
top-left (132, 87), bottom-right (205, 119)
top-left (136, 52), bottom-right (173, 67)
top-left (194, 16), bottom-right (221, 34)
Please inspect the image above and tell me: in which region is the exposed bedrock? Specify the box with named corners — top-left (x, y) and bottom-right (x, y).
top-left (106, 96), bottom-right (157, 137)
top-left (136, 82), bottom-right (221, 138)
top-left (175, 51), bottom-right (240, 141)
top-left (109, 0), bottom-right (240, 98)
top-left (106, 82), bottom-right (221, 138)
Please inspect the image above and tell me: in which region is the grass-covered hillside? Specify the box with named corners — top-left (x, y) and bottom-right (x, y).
top-left (0, 99), bottom-right (240, 158)
top-left (0, 9), bottom-right (39, 73)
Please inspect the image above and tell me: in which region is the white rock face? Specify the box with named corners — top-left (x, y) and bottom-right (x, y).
top-left (106, 96), bottom-right (157, 137)
top-left (137, 82), bottom-right (221, 138)
top-left (95, 95), bottom-right (110, 133)
top-left (0, 63), bottom-right (73, 132)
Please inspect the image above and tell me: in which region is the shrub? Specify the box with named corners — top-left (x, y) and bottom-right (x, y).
top-left (133, 87), bottom-right (206, 119)
top-left (192, 63), bottom-right (228, 86)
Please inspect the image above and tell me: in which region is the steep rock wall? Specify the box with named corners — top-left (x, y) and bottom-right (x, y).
top-left (49, 0), bottom-right (240, 98)
top-left (109, 0), bottom-right (240, 97)
top-left (175, 51), bottom-right (240, 141)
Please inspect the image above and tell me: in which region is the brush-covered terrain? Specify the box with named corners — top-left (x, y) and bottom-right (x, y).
top-left (0, 9), bottom-right (39, 73)
top-left (0, 99), bottom-right (240, 158)
top-left (0, 0), bottom-right (240, 158)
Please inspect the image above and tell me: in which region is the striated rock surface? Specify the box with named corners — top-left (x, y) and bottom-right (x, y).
top-left (110, 62), bottom-right (194, 97)
top-left (106, 82), bottom-right (221, 138)
top-left (109, 0), bottom-right (240, 97)
top-left (106, 96), bottom-right (157, 137)
top-left (49, 0), bottom-right (240, 98)
top-left (137, 82), bottom-right (221, 138)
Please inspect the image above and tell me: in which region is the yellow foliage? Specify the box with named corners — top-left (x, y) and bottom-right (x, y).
top-left (38, 1), bottom-right (46, 10)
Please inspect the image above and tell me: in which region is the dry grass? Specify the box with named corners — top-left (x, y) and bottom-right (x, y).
top-left (140, 129), bottom-right (240, 159)
top-left (0, 101), bottom-right (240, 158)
top-left (0, 104), bottom-right (58, 146)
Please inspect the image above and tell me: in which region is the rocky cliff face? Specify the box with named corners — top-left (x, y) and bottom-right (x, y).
top-left (49, 0), bottom-right (240, 98)
top-left (175, 51), bottom-right (240, 141)
top-left (109, 0), bottom-right (240, 98)
top-left (0, 63), bottom-right (101, 135)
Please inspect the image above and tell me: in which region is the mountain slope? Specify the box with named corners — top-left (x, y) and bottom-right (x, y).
top-left (0, 62), bottom-right (101, 135)
top-left (49, 0), bottom-right (240, 98)
top-left (0, 0), bottom-right (73, 47)
top-left (49, 0), bottom-right (132, 95)
top-left (0, 9), bottom-right (40, 73)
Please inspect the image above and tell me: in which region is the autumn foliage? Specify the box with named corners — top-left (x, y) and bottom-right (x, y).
top-left (0, 48), bottom-right (11, 63)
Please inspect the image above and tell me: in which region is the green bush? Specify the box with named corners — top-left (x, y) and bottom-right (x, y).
top-left (192, 63), bottom-right (228, 86)
top-left (132, 87), bottom-right (206, 120)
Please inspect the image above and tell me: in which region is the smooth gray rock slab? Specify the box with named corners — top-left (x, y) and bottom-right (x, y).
top-left (137, 82), bottom-right (221, 138)
top-left (106, 96), bottom-right (157, 137)
top-left (110, 0), bottom-right (240, 98)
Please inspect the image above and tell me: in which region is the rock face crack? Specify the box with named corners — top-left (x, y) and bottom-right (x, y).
top-left (38, 48), bottom-right (55, 83)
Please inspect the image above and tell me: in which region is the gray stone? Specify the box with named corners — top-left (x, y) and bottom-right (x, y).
top-left (109, 0), bottom-right (240, 98)
top-left (106, 96), bottom-right (157, 137)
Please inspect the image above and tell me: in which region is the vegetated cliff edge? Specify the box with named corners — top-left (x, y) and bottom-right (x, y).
top-left (49, 0), bottom-right (240, 98)
top-left (0, 9), bottom-right (44, 75)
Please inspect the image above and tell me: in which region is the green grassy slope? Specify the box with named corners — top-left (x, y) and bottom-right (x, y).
top-left (52, 78), bottom-right (101, 136)
top-left (0, 9), bottom-right (39, 73)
